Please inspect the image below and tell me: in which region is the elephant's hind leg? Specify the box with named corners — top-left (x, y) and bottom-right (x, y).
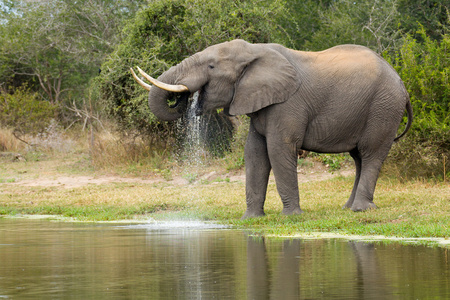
top-left (343, 148), bottom-right (362, 209)
top-left (350, 147), bottom-right (392, 212)
top-left (350, 161), bottom-right (379, 212)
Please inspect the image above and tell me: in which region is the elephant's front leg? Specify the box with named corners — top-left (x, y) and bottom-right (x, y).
top-left (267, 140), bottom-right (303, 215)
top-left (242, 122), bottom-right (272, 219)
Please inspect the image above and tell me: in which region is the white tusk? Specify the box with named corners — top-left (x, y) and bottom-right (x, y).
top-left (130, 68), bottom-right (151, 91)
top-left (137, 66), bottom-right (189, 93)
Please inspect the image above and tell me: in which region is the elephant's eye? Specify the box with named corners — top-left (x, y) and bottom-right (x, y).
top-left (208, 65), bottom-right (215, 69)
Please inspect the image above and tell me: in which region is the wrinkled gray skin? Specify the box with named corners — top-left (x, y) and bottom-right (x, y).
top-left (146, 39), bottom-right (413, 218)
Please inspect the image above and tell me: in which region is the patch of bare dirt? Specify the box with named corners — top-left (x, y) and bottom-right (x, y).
top-left (4, 160), bottom-right (353, 189)
top-left (6, 175), bottom-right (158, 189)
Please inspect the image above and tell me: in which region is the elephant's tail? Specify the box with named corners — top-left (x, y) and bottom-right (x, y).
top-left (394, 100), bottom-right (413, 142)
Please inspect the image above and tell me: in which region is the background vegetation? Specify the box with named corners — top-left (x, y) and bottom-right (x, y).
top-left (0, 0), bottom-right (449, 179)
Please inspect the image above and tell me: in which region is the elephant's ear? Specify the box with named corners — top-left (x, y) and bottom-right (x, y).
top-left (228, 47), bottom-right (301, 116)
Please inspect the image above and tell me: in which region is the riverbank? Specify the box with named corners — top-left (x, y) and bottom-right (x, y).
top-left (1, 153), bottom-right (449, 246)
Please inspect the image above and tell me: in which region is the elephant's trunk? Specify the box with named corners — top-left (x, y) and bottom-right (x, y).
top-left (148, 89), bottom-right (189, 121)
top-left (147, 68), bottom-right (189, 121)
top-left (133, 54), bottom-right (205, 121)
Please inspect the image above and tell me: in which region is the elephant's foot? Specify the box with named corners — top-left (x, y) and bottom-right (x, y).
top-left (343, 199), bottom-right (354, 209)
top-left (350, 200), bottom-right (377, 212)
top-left (282, 206), bottom-right (304, 216)
top-left (241, 210), bottom-right (265, 219)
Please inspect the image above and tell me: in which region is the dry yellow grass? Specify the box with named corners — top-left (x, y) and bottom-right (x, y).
top-left (0, 128), bottom-right (24, 152)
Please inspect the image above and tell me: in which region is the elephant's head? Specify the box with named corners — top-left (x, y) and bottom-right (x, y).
top-left (131, 39), bottom-right (301, 121)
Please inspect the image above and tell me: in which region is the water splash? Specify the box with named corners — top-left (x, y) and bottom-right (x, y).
top-left (119, 220), bottom-right (229, 231)
top-left (176, 92), bottom-right (234, 168)
top-left (177, 92), bottom-right (208, 173)
top-left (184, 92), bottom-right (203, 161)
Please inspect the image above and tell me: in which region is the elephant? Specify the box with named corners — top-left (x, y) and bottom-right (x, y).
top-left (131, 39), bottom-right (412, 218)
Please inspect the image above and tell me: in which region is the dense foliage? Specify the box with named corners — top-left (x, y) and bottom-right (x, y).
top-left (96, 0), bottom-right (289, 136)
top-left (0, 0), bottom-right (449, 177)
top-left (384, 29), bottom-right (450, 177)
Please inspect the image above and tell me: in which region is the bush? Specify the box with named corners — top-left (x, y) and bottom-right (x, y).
top-left (0, 85), bottom-right (58, 135)
top-left (384, 29), bottom-right (450, 179)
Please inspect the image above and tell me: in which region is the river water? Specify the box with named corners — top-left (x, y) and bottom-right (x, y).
top-left (0, 218), bottom-right (449, 299)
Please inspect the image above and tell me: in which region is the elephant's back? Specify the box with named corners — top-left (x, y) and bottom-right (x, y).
top-left (318, 45), bottom-right (381, 73)
top-left (314, 45), bottom-right (401, 81)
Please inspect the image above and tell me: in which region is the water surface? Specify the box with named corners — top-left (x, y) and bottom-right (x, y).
top-left (0, 218), bottom-right (449, 299)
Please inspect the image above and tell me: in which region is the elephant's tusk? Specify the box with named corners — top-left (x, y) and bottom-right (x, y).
top-left (130, 68), bottom-right (151, 91)
top-left (137, 66), bottom-right (189, 93)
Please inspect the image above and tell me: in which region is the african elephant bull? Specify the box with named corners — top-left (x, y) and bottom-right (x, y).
top-left (131, 39), bottom-right (412, 218)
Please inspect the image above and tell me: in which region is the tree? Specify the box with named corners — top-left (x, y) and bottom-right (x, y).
top-left (305, 0), bottom-right (402, 52)
top-left (0, 0), bottom-right (143, 104)
top-left (397, 0), bottom-right (450, 40)
top-left (280, 0), bottom-right (334, 50)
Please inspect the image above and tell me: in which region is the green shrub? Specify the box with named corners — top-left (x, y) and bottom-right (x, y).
top-left (0, 85), bottom-right (58, 135)
top-left (384, 29), bottom-right (450, 179)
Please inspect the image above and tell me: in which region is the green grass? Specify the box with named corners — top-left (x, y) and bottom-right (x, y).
top-left (1, 173), bottom-right (449, 241)
top-left (0, 141), bottom-right (448, 244)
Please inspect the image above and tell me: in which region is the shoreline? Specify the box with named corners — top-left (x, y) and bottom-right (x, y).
top-left (3, 214), bottom-right (449, 248)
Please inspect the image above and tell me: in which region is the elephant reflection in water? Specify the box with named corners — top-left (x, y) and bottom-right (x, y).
top-left (246, 236), bottom-right (300, 299)
top-left (245, 236), bottom-right (391, 299)
top-left (349, 241), bottom-right (391, 298)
